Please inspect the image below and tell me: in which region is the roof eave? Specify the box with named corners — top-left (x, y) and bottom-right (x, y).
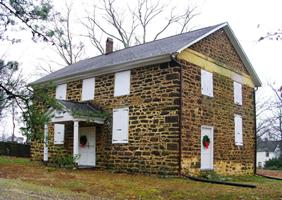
top-left (176, 22), bottom-right (228, 54)
top-left (175, 22), bottom-right (262, 88)
top-left (31, 53), bottom-right (172, 85)
top-left (223, 25), bottom-right (262, 87)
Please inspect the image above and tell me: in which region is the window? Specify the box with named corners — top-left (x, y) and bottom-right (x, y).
top-left (112, 107), bottom-right (129, 143)
top-left (234, 82), bottom-right (242, 105)
top-left (258, 162), bottom-right (262, 168)
top-left (201, 69), bottom-right (213, 97)
top-left (54, 124), bottom-right (65, 144)
top-left (114, 70), bottom-right (130, 96)
top-left (56, 84), bottom-right (67, 100)
top-left (234, 114), bottom-right (243, 146)
top-left (81, 78), bottom-right (95, 101)
top-left (266, 152), bottom-right (269, 157)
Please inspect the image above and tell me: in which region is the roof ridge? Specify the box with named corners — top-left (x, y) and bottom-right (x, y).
top-left (101, 23), bottom-right (225, 55)
top-left (54, 23), bottom-right (224, 67)
top-left (32, 22), bottom-right (238, 85)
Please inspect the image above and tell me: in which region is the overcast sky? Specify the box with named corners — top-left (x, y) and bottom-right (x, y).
top-left (1, 0), bottom-right (282, 137)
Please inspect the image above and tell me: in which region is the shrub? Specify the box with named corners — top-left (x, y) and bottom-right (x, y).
top-left (51, 154), bottom-right (78, 168)
top-left (264, 158), bottom-right (282, 170)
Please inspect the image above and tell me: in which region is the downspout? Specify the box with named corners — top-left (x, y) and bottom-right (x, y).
top-left (171, 53), bottom-right (183, 175)
top-left (253, 87), bottom-right (258, 175)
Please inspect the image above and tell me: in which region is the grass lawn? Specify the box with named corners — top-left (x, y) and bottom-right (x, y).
top-left (0, 156), bottom-right (281, 200)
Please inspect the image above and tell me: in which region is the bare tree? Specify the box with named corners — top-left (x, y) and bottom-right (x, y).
top-left (257, 84), bottom-right (282, 158)
top-left (48, 2), bottom-right (85, 66)
top-left (83, 0), bottom-right (198, 54)
top-left (259, 27), bottom-right (282, 41)
top-left (256, 96), bottom-right (274, 139)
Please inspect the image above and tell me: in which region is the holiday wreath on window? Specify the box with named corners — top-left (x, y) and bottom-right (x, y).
top-left (202, 135), bottom-right (210, 149)
top-left (80, 135), bottom-right (87, 147)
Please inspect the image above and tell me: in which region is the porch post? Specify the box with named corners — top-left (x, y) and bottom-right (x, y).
top-left (43, 123), bottom-right (48, 162)
top-left (73, 120), bottom-right (79, 163)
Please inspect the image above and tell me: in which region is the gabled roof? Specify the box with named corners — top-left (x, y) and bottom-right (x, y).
top-left (57, 100), bottom-right (102, 116)
top-left (32, 22), bottom-right (261, 87)
top-left (257, 140), bottom-right (280, 152)
top-left (47, 100), bottom-right (106, 124)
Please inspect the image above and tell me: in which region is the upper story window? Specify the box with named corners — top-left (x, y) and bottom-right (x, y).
top-left (114, 70), bottom-right (131, 97)
top-left (201, 69), bottom-right (213, 97)
top-left (234, 114), bottom-right (243, 146)
top-left (81, 78), bottom-right (95, 101)
top-left (112, 107), bottom-right (129, 144)
top-left (56, 84), bottom-right (67, 100)
top-left (234, 82), bottom-right (242, 105)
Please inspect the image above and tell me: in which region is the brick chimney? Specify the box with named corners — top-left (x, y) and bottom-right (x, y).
top-left (105, 37), bottom-right (113, 54)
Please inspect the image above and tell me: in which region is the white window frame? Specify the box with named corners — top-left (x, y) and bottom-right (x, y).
top-left (201, 69), bottom-right (213, 97)
top-left (112, 107), bottom-right (129, 144)
top-left (81, 77), bottom-right (95, 101)
top-left (55, 84), bottom-right (67, 100)
top-left (114, 70), bottom-right (131, 97)
top-left (54, 124), bottom-right (65, 144)
top-left (234, 82), bottom-right (242, 105)
top-left (234, 114), bottom-right (243, 146)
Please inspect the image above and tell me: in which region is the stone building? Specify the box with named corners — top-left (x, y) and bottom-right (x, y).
top-left (31, 22), bottom-right (261, 176)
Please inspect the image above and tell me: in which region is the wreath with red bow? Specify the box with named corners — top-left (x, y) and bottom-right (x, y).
top-left (80, 135), bottom-right (87, 147)
top-left (202, 135), bottom-right (210, 149)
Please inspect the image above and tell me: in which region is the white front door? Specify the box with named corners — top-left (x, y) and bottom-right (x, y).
top-left (201, 126), bottom-right (214, 170)
top-left (78, 127), bottom-right (96, 167)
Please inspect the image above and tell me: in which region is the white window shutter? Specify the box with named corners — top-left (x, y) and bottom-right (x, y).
top-left (112, 107), bottom-right (129, 143)
top-left (112, 109), bottom-right (120, 142)
top-left (234, 82), bottom-right (242, 105)
top-left (120, 108), bottom-right (129, 141)
top-left (81, 78), bottom-right (95, 101)
top-left (54, 124), bottom-right (65, 144)
top-left (56, 84), bottom-right (67, 100)
top-left (114, 71), bottom-right (131, 97)
top-left (201, 69), bottom-right (213, 97)
top-left (207, 72), bottom-right (213, 97)
top-left (234, 115), bottom-right (243, 146)
top-left (201, 70), bottom-right (206, 95)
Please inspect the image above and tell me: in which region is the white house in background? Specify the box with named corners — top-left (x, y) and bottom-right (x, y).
top-left (257, 140), bottom-right (280, 168)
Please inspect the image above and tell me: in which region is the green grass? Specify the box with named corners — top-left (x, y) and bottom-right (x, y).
top-left (0, 156), bottom-right (282, 200)
top-left (0, 156), bottom-right (31, 164)
top-left (0, 178), bottom-right (92, 199)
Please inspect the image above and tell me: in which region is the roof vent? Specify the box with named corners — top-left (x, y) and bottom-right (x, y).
top-left (105, 37), bottom-right (113, 54)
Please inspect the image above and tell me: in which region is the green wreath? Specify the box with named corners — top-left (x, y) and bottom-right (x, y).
top-left (202, 135), bottom-right (210, 149)
top-left (80, 135), bottom-right (87, 147)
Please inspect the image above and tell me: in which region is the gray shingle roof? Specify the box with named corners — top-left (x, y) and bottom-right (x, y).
top-left (32, 23), bottom-right (225, 84)
top-left (257, 140), bottom-right (280, 152)
top-left (58, 100), bottom-right (104, 118)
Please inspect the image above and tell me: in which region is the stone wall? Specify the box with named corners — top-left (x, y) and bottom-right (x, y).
top-left (180, 29), bottom-right (255, 176)
top-left (32, 62), bottom-right (181, 175)
top-left (31, 27), bottom-right (256, 176)
top-left (31, 122), bottom-right (74, 161)
top-left (190, 29), bottom-right (249, 75)
top-left (93, 63), bottom-right (181, 175)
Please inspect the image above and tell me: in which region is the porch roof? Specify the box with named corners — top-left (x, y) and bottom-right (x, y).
top-left (47, 100), bottom-right (106, 124)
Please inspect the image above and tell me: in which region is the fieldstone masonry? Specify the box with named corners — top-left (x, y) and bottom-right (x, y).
top-left (180, 29), bottom-right (255, 176)
top-left (31, 28), bottom-right (256, 176)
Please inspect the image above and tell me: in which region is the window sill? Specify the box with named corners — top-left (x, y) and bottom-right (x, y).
top-left (112, 141), bottom-right (128, 144)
